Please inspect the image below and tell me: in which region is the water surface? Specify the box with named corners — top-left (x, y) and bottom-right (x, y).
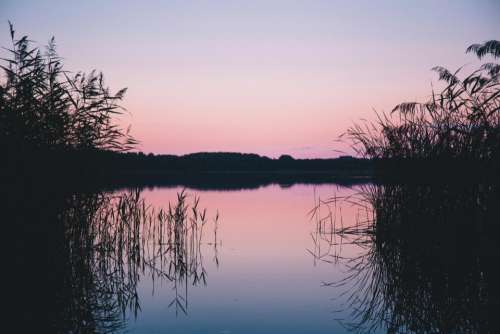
top-left (125, 183), bottom-right (364, 333)
top-left (43, 181), bottom-right (499, 333)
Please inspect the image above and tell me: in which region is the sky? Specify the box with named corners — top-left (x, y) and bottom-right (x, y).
top-left (1, 0), bottom-right (499, 158)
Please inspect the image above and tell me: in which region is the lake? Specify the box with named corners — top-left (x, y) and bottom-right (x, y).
top-left (32, 180), bottom-right (499, 333)
top-left (121, 184), bottom-right (367, 333)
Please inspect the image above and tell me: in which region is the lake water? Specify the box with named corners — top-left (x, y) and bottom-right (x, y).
top-left (41, 181), bottom-right (498, 333)
top-left (122, 184), bottom-right (367, 334)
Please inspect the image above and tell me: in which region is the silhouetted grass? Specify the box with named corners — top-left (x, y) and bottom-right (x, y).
top-left (344, 40), bottom-right (499, 165)
top-left (51, 189), bottom-right (220, 332)
top-left (311, 184), bottom-right (500, 333)
top-left (0, 23), bottom-right (136, 157)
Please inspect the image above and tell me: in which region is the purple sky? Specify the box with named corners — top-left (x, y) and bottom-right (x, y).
top-left (1, 0), bottom-right (499, 157)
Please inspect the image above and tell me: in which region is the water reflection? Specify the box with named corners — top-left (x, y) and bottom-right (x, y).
top-left (10, 181), bottom-right (499, 333)
top-left (49, 189), bottom-right (220, 333)
top-left (313, 183), bottom-right (500, 333)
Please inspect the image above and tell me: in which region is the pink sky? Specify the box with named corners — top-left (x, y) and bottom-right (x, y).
top-left (1, 0), bottom-right (499, 157)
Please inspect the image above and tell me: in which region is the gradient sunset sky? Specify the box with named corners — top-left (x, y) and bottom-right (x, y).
top-left (1, 0), bottom-right (499, 158)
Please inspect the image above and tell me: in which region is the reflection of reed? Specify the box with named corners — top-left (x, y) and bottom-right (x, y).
top-left (308, 189), bottom-right (372, 266)
top-left (54, 189), bottom-right (220, 333)
top-left (310, 184), bottom-right (500, 333)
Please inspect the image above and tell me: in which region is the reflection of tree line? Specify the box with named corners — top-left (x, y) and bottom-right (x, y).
top-left (48, 189), bottom-right (219, 333)
top-left (311, 183), bottom-right (499, 333)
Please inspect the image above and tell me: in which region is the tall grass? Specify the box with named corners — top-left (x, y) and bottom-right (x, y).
top-left (311, 184), bottom-right (499, 333)
top-left (52, 189), bottom-right (220, 332)
top-left (345, 40), bottom-right (499, 162)
top-left (0, 23), bottom-right (136, 153)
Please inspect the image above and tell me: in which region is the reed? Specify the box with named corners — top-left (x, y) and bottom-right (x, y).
top-left (52, 189), bottom-right (220, 332)
top-left (344, 40), bottom-right (500, 163)
top-left (0, 23), bottom-right (136, 154)
top-left (311, 184), bottom-right (500, 333)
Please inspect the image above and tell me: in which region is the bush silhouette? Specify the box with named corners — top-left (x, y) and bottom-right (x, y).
top-left (345, 40), bottom-right (500, 162)
top-left (0, 23), bottom-right (137, 155)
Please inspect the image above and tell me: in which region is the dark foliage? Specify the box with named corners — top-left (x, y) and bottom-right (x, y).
top-left (345, 40), bottom-right (500, 165)
top-left (6, 181), bottom-right (218, 333)
top-left (312, 183), bottom-right (500, 333)
top-left (92, 151), bottom-right (372, 173)
top-left (0, 23), bottom-right (136, 157)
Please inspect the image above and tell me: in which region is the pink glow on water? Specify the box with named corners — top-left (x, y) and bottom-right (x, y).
top-left (141, 183), bottom-right (364, 262)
